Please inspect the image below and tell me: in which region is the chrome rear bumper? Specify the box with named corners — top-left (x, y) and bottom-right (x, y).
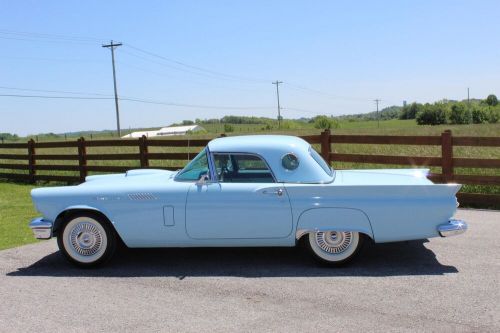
top-left (438, 219), bottom-right (468, 237)
top-left (29, 217), bottom-right (53, 239)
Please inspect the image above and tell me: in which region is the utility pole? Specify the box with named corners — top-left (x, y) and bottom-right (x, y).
top-left (272, 81), bottom-right (283, 129)
top-left (374, 99), bottom-right (381, 128)
top-left (467, 87), bottom-right (471, 122)
top-left (102, 40), bottom-right (123, 136)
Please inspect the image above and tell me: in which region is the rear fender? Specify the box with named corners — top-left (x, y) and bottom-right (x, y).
top-left (296, 207), bottom-right (374, 240)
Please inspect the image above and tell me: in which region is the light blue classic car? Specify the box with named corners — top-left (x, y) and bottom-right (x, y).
top-left (29, 135), bottom-right (467, 267)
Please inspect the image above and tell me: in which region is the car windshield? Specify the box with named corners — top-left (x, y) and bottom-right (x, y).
top-left (309, 147), bottom-right (334, 177)
top-left (175, 148), bottom-right (209, 181)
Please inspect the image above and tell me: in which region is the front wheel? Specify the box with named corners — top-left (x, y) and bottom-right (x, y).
top-left (57, 213), bottom-right (116, 268)
top-left (306, 231), bottom-right (363, 266)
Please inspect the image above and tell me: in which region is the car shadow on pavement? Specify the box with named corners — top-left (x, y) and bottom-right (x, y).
top-left (7, 240), bottom-right (458, 278)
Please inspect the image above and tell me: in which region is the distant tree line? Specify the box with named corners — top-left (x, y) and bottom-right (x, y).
top-left (401, 94), bottom-right (499, 125)
top-left (0, 133), bottom-right (19, 142)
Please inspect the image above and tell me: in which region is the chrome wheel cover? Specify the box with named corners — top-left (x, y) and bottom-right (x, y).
top-left (62, 217), bottom-right (107, 264)
top-left (315, 231), bottom-right (352, 254)
top-left (309, 231), bottom-right (360, 262)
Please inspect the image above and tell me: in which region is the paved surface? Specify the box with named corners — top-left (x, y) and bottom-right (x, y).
top-left (0, 209), bottom-right (498, 332)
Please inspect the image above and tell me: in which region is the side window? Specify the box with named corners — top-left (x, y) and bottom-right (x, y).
top-left (213, 153), bottom-right (275, 183)
top-left (310, 146), bottom-right (333, 176)
top-left (175, 148), bottom-right (209, 181)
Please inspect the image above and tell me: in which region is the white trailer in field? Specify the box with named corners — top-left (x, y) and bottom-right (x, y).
top-left (122, 125), bottom-right (204, 138)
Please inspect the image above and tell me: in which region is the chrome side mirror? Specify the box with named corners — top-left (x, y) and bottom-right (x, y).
top-left (196, 174), bottom-right (210, 186)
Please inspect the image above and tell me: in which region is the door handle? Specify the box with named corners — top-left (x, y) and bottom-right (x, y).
top-left (262, 188), bottom-right (283, 196)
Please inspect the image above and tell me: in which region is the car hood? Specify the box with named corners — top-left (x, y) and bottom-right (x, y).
top-left (81, 169), bottom-right (178, 186)
top-left (334, 169), bottom-right (435, 186)
top-left (31, 169), bottom-right (178, 199)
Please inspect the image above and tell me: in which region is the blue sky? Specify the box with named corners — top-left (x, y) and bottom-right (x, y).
top-left (1, 0), bottom-right (499, 135)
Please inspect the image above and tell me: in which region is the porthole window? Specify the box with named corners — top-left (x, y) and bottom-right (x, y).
top-left (282, 153), bottom-right (299, 170)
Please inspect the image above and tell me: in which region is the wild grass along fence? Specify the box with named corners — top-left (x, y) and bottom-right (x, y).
top-left (0, 130), bottom-right (498, 206)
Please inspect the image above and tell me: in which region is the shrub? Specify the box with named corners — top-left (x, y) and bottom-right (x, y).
top-left (281, 120), bottom-right (300, 130)
top-left (416, 104), bottom-right (447, 125)
top-left (223, 124), bottom-right (234, 132)
top-left (471, 106), bottom-right (489, 124)
top-left (449, 103), bottom-right (471, 124)
top-left (488, 107), bottom-right (500, 123)
top-left (313, 115), bottom-right (339, 129)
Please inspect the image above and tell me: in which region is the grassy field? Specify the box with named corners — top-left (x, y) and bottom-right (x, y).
top-left (0, 182), bottom-right (38, 250)
top-left (12, 119), bottom-right (500, 140)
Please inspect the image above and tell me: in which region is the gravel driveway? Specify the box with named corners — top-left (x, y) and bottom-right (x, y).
top-left (0, 209), bottom-right (498, 332)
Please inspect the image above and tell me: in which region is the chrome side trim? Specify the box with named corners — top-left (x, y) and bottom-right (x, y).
top-left (296, 228), bottom-right (349, 240)
top-left (128, 193), bottom-right (157, 201)
top-left (29, 217), bottom-right (53, 239)
top-left (438, 219), bottom-right (468, 237)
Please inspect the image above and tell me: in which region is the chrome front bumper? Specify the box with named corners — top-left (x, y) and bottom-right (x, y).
top-left (29, 217), bottom-right (53, 239)
top-left (438, 219), bottom-right (468, 237)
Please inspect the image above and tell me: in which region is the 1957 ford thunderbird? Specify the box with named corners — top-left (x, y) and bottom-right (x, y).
top-left (29, 135), bottom-right (467, 267)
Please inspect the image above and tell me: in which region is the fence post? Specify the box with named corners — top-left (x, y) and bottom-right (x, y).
top-left (139, 135), bottom-right (149, 168)
top-left (441, 130), bottom-right (453, 183)
top-left (27, 139), bottom-right (36, 183)
top-left (77, 137), bottom-right (87, 183)
top-left (320, 129), bottom-right (332, 163)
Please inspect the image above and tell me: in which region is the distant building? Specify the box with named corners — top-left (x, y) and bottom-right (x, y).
top-left (121, 125), bottom-right (204, 138)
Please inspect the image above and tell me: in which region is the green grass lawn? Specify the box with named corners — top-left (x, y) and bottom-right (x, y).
top-left (0, 182), bottom-right (39, 250)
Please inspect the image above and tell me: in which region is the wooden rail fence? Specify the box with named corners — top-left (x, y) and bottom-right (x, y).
top-left (0, 130), bottom-right (499, 206)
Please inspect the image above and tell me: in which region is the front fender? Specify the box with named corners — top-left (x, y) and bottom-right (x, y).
top-left (295, 207), bottom-right (374, 240)
top-left (53, 205), bottom-right (110, 232)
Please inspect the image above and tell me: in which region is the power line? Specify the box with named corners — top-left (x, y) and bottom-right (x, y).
top-left (120, 48), bottom-right (253, 83)
top-left (124, 44), bottom-right (269, 84)
top-left (0, 94), bottom-right (113, 100)
top-left (0, 55), bottom-right (102, 63)
top-left (0, 93), bottom-right (273, 110)
top-left (1, 28), bottom-right (398, 111)
top-left (0, 35), bottom-right (95, 45)
top-left (0, 29), bottom-right (104, 42)
top-left (120, 97), bottom-right (272, 110)
top-left (283, 107), bottom-right (325, 115)
top-left (0, 86), bottom-right (113, 97)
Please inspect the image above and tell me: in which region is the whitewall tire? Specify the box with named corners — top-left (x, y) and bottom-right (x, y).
top-left (306, 231), bottom-right (363, 266)
top-left (57, 213), bottom-right (116, 267)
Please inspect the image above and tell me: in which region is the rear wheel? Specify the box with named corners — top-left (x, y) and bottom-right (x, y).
top-left (306, 231), bottom-right (363, 266)
top-left (57, 213), bottom-right (116, 268)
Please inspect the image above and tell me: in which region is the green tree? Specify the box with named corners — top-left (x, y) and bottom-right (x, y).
top-left (399, 102), bottom-right (422, 120)
top-left (486, 94), bottom-right (498, 106)
top-left (223, 124), bottom-right (234, 132)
